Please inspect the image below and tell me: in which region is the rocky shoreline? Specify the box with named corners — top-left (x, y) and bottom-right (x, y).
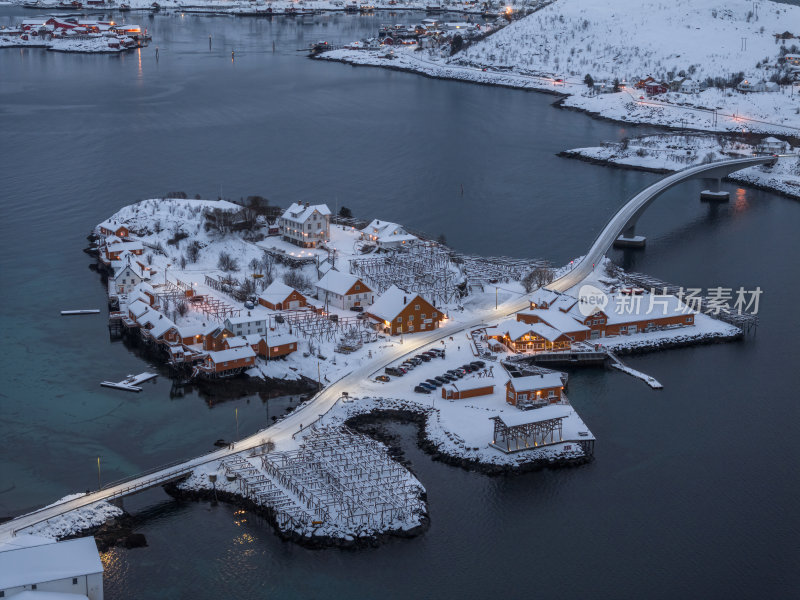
top-left (163, 481), bottom-right (430, 550)
top-left (345, 408), bottom-right (594, 476)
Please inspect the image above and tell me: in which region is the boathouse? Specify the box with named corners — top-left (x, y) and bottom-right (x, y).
top-left (204, 327), bottom-right (236, 351)
top-left (202, 346), bottom-right (256, 375)
top-left (516, 308), bottom-right (591, 341)
top-left (366, 285), bottom-right (440, 335)
top-left (488, 320), bottom-right (572, 353)
top-left (505, 373), bottom-right (564, 407)
top-left (258, 281), bottom-right (307, 311)
top-left (315, 270), bottom-right (373, 311)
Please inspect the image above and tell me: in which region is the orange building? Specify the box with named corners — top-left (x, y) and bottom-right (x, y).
top-left (258, 281), bottom-right (307, 311)
top-left (98, 219), bottom-right (130, 238)
top-left (204, 327), bottom-right (236, 351)
top-left (441, 381), bottom-right (494, 400)
top-left (489, 321), bottom-right (572, 353)
top-left (202, 346), bottom-right (256, 375)
top-left (366, 285), bottom-right (440, 335)
top-left (257, 333), bottom-right (298, 359)
top-left (505, 374), bottom-right (564, 407)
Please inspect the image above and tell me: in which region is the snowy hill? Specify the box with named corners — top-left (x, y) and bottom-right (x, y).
top-left (455, 0), bottom-right (799, 84)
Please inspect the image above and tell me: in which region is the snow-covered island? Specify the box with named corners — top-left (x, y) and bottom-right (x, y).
top-left (317, 0), bottom-right (800, 134)
top-left (0, 17), bottom-right (149, 53)
top-left (561, 134), bottom-right (800, 200)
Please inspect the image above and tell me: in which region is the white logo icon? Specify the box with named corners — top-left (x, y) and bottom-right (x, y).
top-left (577, 284), bottom-right (608, 316)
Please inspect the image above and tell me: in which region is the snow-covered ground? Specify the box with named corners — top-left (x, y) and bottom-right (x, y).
top-left (17, 494), bottom-right (123, 539)
top-left (0, 33), bottom-right (139, 52)
top-left (320, 0), bottom-right (800, 134)
top-left (562, 134), bottom-right (800, 199)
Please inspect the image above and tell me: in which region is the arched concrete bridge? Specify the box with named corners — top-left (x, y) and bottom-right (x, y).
top-left (548, 154), bottom-right (784, 293)
top-left (0, 155), bottom-right (790, 540)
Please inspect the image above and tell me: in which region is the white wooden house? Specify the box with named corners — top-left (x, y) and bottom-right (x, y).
top-left (315, 270), bottom-right (373, 310)
top-left (224, 315), bottom-right (268, 337)
top-left (279, 202), bottom-right (331, 248)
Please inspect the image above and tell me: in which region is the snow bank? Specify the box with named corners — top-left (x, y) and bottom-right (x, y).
top-left (20, 495), bottom-right (123, 540)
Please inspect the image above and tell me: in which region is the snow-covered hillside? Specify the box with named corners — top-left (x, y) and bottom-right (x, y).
top-left (456, 0), bottom-right (798, 84)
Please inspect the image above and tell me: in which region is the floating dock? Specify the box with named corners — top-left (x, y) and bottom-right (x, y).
top-left (61, 309), bottom-right (100, 315)
top-left (100, 372), bottom-right (157, 392)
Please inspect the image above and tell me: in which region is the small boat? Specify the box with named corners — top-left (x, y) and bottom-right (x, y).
top-left (119, 3), bottom-right (131, 11)
top-left (61, 309), bottom-right (101, 315)
top-left (426, 5), bottom-right (444, 13)
top-left (150, 2), bottom-right (161, 12)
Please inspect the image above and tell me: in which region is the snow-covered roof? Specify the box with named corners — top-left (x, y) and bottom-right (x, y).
top-left (604, 293), bottom-right (694, 325)
top-left (128, 299), bottom-right (150, 319)
top-left (366, 285), bottom-right (417, 321)
top-left (97, 218), bottom-right (127, 232)
top-left (225, 315), bottom-right (267, 326)
top-left (10, 591), bottom-right (89, 600)
top-left (177, 324), bottom-right (206, 339)
top-left (507, 373), bottom-right (565, 391)
top-left (224, 336), bottom-right (249, 348)
top-left (530, 288), bottom-right (561, 308)
top-left (517, 308), bottom-right (589, 334)
top-left (315, 270), bottom-right (363, 296)
top-left (280, 202), bottom-right (331, 224)
top-left (259, 280), bottom-right (299, 304)
top-left (149, 316), bottom-right (177, 339)
top-left (106, 241), bottom-right (142, 253)
top-left (266, 332), bottom-right (298, 346)
top-left (112, 256), bottom-right (145, 279)
top-left (360, 219), bottom-right (418, 245)
top-left (492, 320), bottom-right (567, 342)
top-left (493, 405), bottom-right (569, 428)
top-left (0, 536), bottom-right (102, 589)
top-left (208, 346), bottom-right (256, 363)
top-left (549, 294), bottom-right (579, 313)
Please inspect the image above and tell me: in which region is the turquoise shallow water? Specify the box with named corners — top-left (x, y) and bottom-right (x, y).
top-left (1, 7), bottom-right (798, 599)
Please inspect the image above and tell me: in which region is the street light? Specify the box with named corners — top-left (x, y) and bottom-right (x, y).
top-left (97, 457), bottom-right (102, 490)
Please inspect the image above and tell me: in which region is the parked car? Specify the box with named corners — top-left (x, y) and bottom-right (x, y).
top-left (419, 382), bottom-right (436, 391)
top-left (414, 385), bottom-right (431, 394)
top-left (425, 378), bottom-right (442, 387)
top-left (447, 369), bottom-right (464, 378)
top-left (375, 375), bottom-right (390, 382)
top-left (351, 306), bottom-right (364, 312)
top-left (423, 351), bottom-right (438, 358)
top-left (461, 364), bottom-right (474, 373)
top-left (441, 374), bottom-right (457, 382)
top-left (471, 360), bottom-right (486, 368)
top-left (417, 354), bottom-right (431, 362)
top-left (385, 367), bottom-right (403, 377)
top-left (244, 300), bottom-right (255, 310)
top-left (434, 376), bottom-right (449, 384)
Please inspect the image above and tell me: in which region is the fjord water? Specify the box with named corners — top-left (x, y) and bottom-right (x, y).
top-left (0, 8), bottom-right (798, 599)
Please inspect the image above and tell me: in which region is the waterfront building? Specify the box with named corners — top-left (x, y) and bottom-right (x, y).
top-left (201, 346), bottom-right (256, 375)
top-left (360, 219), bottom-right (418, 249)
top-left (278, 202), bottom-right (331, 248)
top-left (97, 219), bottom-right (129, 238)
top-left (505, 374), bottom-right (565, 407)
top-left (110, 256), bottom-right (147, 296)
top-left (488, 320), bottom-right (572, 352)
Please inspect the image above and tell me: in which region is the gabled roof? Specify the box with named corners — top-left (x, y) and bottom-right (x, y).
top-left (225, 315), bottom-right (267, 326)
top-left (0, 536), bottom-right (102, 589)
top-left (518, 308), bottom-right (590, 333)
top-left (224, 336), bottom-right (249, 349)
top-left (361, 219), bottom-right (417, 245)
top-left (367, 285), bottom-right (425, 321)
top-left (493, 320), bottom-right (568, 343)
top-left (208, 346), bottom-right (256, 363)
top-left (98, 218), bottom-right (127, 232)
top-left (128, 299), bottom-right (150, 319)
top-left (507, 373), bottom-right (564, 391)
top-left (266, 332), bottom-right (299, 346)
top-left (280, 202), bottom-right (331, 223)
top-left (149, 315), bottom-right (177, 339)
top-left (259, 280), bottom-right (301, 304)
top-left (604, 293), bottom-right (694, 325)
top-left (529, 288), bottom-right (561, 308)
top-left (112, 256), bottom-right (145, 280)
top-left (315, 270), bottom-right (365, 296)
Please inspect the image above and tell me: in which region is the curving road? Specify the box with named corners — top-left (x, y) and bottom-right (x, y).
top-left (548, 154), bottom-right (784, 293)
top-left (1, 154), bottom-right (790, 539)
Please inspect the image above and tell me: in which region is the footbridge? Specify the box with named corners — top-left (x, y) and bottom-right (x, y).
top-left (548, 154), bottom-right (785, 293)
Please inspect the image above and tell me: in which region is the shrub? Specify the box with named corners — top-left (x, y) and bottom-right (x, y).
top-left (217, 251), bottom-right (239, 272)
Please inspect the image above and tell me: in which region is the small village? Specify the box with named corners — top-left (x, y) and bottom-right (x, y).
top-left (0, 16), bottom-right (149, 51)
top-left (89, 195), bottom-right (746, 463)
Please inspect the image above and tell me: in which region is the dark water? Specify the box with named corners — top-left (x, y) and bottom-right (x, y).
top-left (1, 8), bottom-right (798, 599)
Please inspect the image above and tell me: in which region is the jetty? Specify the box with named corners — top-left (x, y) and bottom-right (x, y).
top-left (61, 309), bottom-right (100, 315)
top-left (100, 372), bottom-right (157, 392)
